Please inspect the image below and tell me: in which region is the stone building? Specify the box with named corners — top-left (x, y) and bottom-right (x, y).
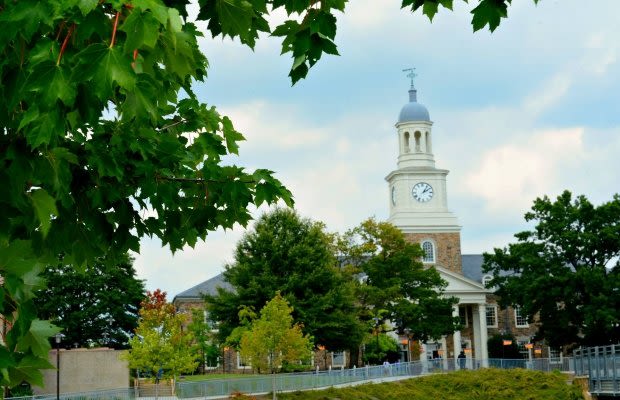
top-left (173, 82), bottom-right (550, 372)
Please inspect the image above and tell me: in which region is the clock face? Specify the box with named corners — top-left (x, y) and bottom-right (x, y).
top-left (391, 186), bottom-right (396, 206)
top-left (412, 182), bottom-right (433, 202)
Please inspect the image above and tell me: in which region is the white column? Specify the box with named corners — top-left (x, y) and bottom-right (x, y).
top-left (472, 305), bottom-right (482, 365)
top-left (477, 303), bottom-right (489, 367)
top-left (452, 305), bottom-right (462, 370)
top-left (441, 337), bottom-right (448, 370)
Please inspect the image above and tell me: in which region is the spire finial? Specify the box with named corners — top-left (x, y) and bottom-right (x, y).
top-left (403, 67), bottom-right (417, 89)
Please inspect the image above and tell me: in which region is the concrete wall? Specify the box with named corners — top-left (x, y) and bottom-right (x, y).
top-left (35, 348), bottom-right (129, 395)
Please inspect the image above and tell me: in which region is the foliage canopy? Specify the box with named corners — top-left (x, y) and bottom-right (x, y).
top-left (483, 191), bottom-right (620, 348)
top-left (35, 253), bottom-right (145, 349)
top-left (126, 290), bottom-right (198, 380)
top-left (206, 208), bottom-right (363, 352)
top-left (339, 218), bottom-right (460, 343)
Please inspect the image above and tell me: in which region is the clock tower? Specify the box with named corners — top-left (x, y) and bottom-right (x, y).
top-left (386, 76), bottom-right (462, 273)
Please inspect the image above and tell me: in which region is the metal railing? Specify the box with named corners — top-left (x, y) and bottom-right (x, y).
top-left (6, 388), bottom-right (135, 400)
top-left (176, 357), bottom-right (575, 398)
top-left (574, 344), bottom-right (620, 395)
top-left (7, 358), bottom-right (576, 400)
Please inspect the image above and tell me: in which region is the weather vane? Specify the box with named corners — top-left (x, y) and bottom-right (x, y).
top-left (403, 67), bottom-right (417, 89)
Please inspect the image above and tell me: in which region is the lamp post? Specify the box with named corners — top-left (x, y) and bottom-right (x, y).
top-left (403, 328), bottom-right (411, 363)
top-left (55, 333), bottom-right (64, 400)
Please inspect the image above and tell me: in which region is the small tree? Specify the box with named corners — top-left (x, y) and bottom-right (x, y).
top-left (362, 333), bottom-right (400, 365)
top-left (239, 293), bottom-right (312, 375)
top-left (127, 290), bottom-right (198, 382)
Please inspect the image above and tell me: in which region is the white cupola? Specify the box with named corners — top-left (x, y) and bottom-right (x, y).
top-left (396, 84), bottom-right (435, 169)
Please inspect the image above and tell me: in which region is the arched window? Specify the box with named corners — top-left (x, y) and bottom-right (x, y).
top-left (482, 275), bottom-right (493, 287)
top-left (414, 131), bottom-right (421, 152)
top-left (422, 241), bottom-right (434, 263)
top-left (404, 132), bottom-right (410, 153)
top-left (425, 131), bottom-right (432, 153)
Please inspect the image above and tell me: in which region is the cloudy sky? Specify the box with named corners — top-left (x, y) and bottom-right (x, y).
top-left (133, 0), bottom-right (620, 297)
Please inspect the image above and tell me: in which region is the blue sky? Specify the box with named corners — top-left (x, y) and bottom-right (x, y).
top-left (133, 0), bottom-right (620, 297)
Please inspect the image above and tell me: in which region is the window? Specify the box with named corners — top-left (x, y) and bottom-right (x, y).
top-left (404, 132), bottom-right (410, 153)
top-left (414, 131), bottom-right (421, 151)
top-left (548, 346), bottom-right (562, 364)
top-left (485, 305), bottom-right (498, 328)
top-left (422, 241), bottom-right (435, 263)
top-left (482, 275), bottom-right (493, 287)
top-left (237, 352), bottom-right (251, 369)
top-left (459, 307), bottom-right (468, 327)
top-left (425, 131), bottom-right (432, 153)
top-left (332, 351), bottom-right (346, 367)
top-left (517, 339), bottom-right (529, 358)
top-left (514, 307), bottom-right (529, 328)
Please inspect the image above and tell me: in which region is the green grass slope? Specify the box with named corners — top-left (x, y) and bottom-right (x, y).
top-left (274, 369), bottom-right (584, 400)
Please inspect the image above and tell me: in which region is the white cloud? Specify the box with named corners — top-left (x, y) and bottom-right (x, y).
top-left (222, 100), bottom-right (329, 150)
top-left (465, 127), bottom-right (584, 214)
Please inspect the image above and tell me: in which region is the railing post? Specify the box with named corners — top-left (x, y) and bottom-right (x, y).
top-left (613, 345), bottom-right (618, 394)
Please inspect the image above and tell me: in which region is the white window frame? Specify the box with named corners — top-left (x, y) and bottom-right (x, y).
top-left (236, 352), bottom-right (251, 370)
top-left (421, 240), bottom-right (435, 264)
top-left (482, 275), bottom-right (493, 287)
top-left (485, 305), bottom-right (498, 328)
top-left (514, 307), bottom-right (529, 328)
top-left (331, 351), bottom-right (346, 368)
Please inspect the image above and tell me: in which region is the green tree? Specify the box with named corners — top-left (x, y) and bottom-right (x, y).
top-left (362, 333), bottom-right (400, 365)
top-left (187, 308), bottom-right (219, 373)
top-left (206, 208), bottom-right (364, 354)
top-left (35, 254), bottom-right (145, 349)
top-left (126, 290), bottom-right (198, 381)
top-left (0, 0), bottom-right (537, 389)
top-left (239, 293), bottom-right (313, 374)
top-left (483, 191), bottom-right (620, 349)
top-left (340, 218), bottom-right (460, 344)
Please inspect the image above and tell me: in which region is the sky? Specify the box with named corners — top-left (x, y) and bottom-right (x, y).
top-left (132, 0), bottom-right (620, 297)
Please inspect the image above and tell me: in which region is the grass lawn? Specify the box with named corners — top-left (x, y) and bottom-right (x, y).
top-left (245, 369), bottom-right (583, 400)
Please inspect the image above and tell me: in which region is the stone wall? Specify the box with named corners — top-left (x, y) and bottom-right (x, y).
top-left (36, 348), bottom-right (129, 395)
top-left (404, 232), bottom-right (462, 273)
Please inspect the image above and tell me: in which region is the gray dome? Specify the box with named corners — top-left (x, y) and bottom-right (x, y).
top-left (398, 89), bottom-right (430, 123)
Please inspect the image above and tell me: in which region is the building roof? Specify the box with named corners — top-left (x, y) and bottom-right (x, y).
top-left (174, 254), bottom-right (489, 302)
top-left (398, 89), bottom-right (430, 123)
top-left (173, 273), bottom-right (234, 302)
top-left (461, 254), bottom-right (486, 283)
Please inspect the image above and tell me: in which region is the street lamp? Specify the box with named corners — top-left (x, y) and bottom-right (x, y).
top-left (54, 333), bottom-right (64, 400)
top-left (403, 328), bottom-right (411, 363)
